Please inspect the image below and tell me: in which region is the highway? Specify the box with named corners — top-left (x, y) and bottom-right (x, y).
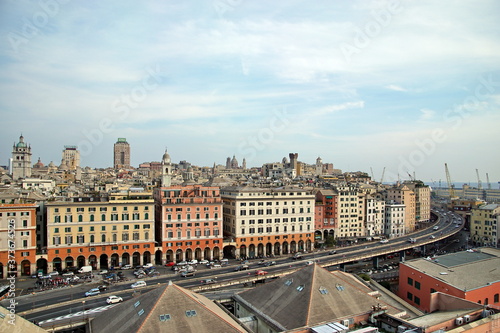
top-left (2, 208), bottom-right (464, 328)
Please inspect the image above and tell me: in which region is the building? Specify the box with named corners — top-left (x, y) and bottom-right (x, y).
top-left (0, 203), bottom-right (38, 278)
top-left (60, 145), bottom-right (80, 170)
top-left (233, 264), bottom-right (405, 332)
top-left (89, 281), bottom-right (247, 332)
top-left (161, 149), bottom-right (172, 187)
top-left (335, 185), bottom-right (362, 239)
top-left (398, 248), bottom-right (500, 312)
top-left (470, 204), bottom-right (500, 247)
top-left (404, 180), bottom-right (431, 225)
top-left (45, 191), bottom-right (155, 272)
top-left (11, 135), bottom-right (32, 180)
top-left (384, 202), bottom-right (406, 238)
top-left (385, 184), bottom-right (416, 233)
top-left (221, 186), bottom-right (315, 258)
top-left (154, 184), bottom-right (223, 263)
top-left (314, 189), bottom-right (337, 241)
top-left (113, 138), bottom-right (131, 169)
top-left (365, 193), bottom-right (385, 237)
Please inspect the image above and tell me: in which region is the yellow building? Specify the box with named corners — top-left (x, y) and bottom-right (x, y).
top-left (471, 204), bottom-right (500, 247)
top-left (385, 184), bottom-right (416, 233)
top-left (45, 191), bottom-right (155, 272)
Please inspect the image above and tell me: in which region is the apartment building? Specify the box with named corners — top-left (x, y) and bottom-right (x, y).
top-left (45, 192), bottom-right (155, 272)
top-left (221, 186), bottom-right (315, 258)
top-left (335, 185), bottom-right (362, 239)
top-left (154, 184), bottom-right (223, 263)
top-left (314, 189), bottom-right (337, 241)
top-left (365, 193), bottom-right (385, 237)
top-left (384, 202), bottom-right (406, 238)
top-left (470, 204), bottom-right (500, 247)
top-left (385, 184), bottom-right (416, 233)
top-left (404, 181), bottom-right (431, 225)
top-left (0, 203), bottom-right (38, 278)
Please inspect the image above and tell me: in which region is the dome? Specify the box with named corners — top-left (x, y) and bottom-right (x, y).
top-left (16, 135), bottom-right (27, 148)
top-left (162, 149), bottom-right (171, 163)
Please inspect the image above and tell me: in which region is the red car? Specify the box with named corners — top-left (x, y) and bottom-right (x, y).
top-left (165, 262), bottom-right (175, 267)
top-left (255, 270), bottom-right (268, 276)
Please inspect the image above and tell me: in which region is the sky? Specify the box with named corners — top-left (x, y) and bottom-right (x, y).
top-left (1, 0), bottom-right (499, 185)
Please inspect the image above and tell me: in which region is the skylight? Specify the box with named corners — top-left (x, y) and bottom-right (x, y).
top-left (284, 278), bottom-right (294, 286)
top-left (319, 287), bottom-right (328, 295)
top-left (335, 284), bottom-right (345, 291)
top-left (159, 314), bottom-right (171, 322)
top-left (297, 285), bottom-right (305, 292)
top-left (186, 310), bottom-right (197, 317)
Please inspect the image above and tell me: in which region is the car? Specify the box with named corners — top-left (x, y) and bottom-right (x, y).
top-left (264, 261), bottom-right (276, 267)
top-left (131, 281), bottom-right (147, 288)
top-left (429, 235), bottom-right (436, 239)
top-left (234, 264), bottom-right (249, 271)
top-left (180, 271), bottom-right (195, 277)
top-left (199, 259), bottom-right (209, 265)
top-left (106, 295), bottom-right (123, 304)
top-left (98, 269), bottom-right (108, 275)
top-left (379, 239), bottom-right (389, 244)
top-left (292, 253), bottom-right (303, 260)
top-left (433, 226), bottom-right (439, 230)
top-left (200, 279), bottom-right (216, 285)
top-left (255, 270), bottom-right (268, 276)
top-left (62, 272), bottom-right (74, 276)
top-left (97, 285), bottom-right (108, 291)
top-left (176, 261), bottom-right (188, 266)
top-left (258, 260), bottom-right (267, 265)
top-left (143, 263), bottom-right (154, 268)
top-left (165, 262), bottom-right (176, 267)
top-left (328, 250), bottom-right (337, 255)
top-left (48, 271), bottom-right (59, 276)
top-left (85, 288), bottom-right (101, 297)
top-left (188, 259), bottom-right (198, 265)
top-left (121, 264), bottom-right (132, 270)
top-left (305, 261), bottom-right (314, 265)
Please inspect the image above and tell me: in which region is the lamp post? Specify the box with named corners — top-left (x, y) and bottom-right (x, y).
top-left (81, 300), bottom-right (86, 324)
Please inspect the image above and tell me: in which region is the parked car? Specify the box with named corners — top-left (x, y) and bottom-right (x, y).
top-left (180, 271), bottom-right (195, 278)
top-left (98, 269), bottom-right (108, 275)
top-left (85, 288), bottom-right (101, 297)
top-left (62, 272), bottom-right (74, 276)
top-left (176, 261), bottom-right (188, 266)
top-left (188, 259), bottom-right (198, 265)
top-left (121, 264), bottom-right (132, 270)
top-left (48, 271), bottom-right (60, 276)
top-left (199, 259), bottom-right (209, 265)
top-left (200, 279), bottom-right (216, 285)
top-left (143, 263), bottom-right (154, 268)
top-left (255, 270), bottom-right (268, 276)
top-left (131, 281), bottom-right (147, 288)
top-left (165, 262), bottom-right (176, 267)
top-left (106, 295), bottom-right (123, 304)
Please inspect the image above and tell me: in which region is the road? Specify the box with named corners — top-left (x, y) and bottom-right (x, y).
top-left (3, 208), bottom-right (464, 327)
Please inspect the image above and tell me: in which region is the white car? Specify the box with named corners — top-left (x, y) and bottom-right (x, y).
top-left (379, 239), bottom-right (389, 244)
top-left (106, 295), bottom-right (123, 304)
top-left (131, 281), bottom-right (147, 288)
top-left (199, 259), bottom-right (209, 265)
top-left (305, 261), bottom-right (314, 265)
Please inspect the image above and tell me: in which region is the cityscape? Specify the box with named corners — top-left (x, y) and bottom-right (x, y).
top-left (1, 1), bottom-right (500, 333)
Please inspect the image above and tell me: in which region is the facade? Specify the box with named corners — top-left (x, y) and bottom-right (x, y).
top-left (398, 248), bottom-right (500, 312)
top-left (314, 189), bottom-right (337, 241)
top-left (384, 202), bottom-right (406, 238)
top-left (365, 193), bottom-right (385, 237)
top-left (154, 184), bottom-right (223, 263)
top-left (335, 185), bottom-right (362, 238)
top-left (61, 146), bottom-right (80, 170)
top-left (385, 184), bottom-right (416, 233)
top-left (0, 203), bottom-right (38, 278)
top-left (470, 204), bottom-right (500, 247)
top-left (404, 181), bottom-right (431, 225)
top-left (221, 186), bottom-right (315, 258)
top-left (11, 135), bottom-right (32, 180)
top-left (45, 192), bottom-right (155, 272)
top-left (113, 138), bottom-right (131, 169)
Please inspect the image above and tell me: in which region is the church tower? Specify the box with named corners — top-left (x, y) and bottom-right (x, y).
top-left (161, 149), bottom-right (172, 187)
top-left (12, 135), bottom-right (32, 180)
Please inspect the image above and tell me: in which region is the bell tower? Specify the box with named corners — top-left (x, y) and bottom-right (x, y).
top-left (12, 135), bottom-right (32, 180)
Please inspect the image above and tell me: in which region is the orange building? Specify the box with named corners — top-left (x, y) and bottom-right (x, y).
top-left (154, 184), bottom-right (223, 263)
top-left (45, 192), bottom-right (155, 272)
top-left (0, 203), bottom-right (38, 277)
top-left (314, 189), bottom-right (337, 241)
top-left (398, 248), bottom-right (500, 312)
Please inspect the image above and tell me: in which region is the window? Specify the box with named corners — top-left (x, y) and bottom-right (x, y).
top-left (415, 281), bottom-right (421, 290)
top-left (54, 228), bottom-right (59, 233)
top-left (407, 292), bottom-right (413, 301)
top-left (78, 215), bottom-right (83, 222)
top-left (102, 214), bottom-right (106, 221)
top-left (122, 233), bottom-right (129, 241)
top-left (90, 235), bottom-right (95, 243)
top-left (494, 294), bottom-right (499, 303)
top-left (101, 234), bottom-right (106, 242)
top-left (407, 277), bottom-right (413, 286)
top-left (414, 296), bottom-right (420, 305)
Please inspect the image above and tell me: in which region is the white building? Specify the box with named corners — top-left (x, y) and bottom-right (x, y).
top-left (384, 202), bottom-right (406, 238)
top-left (365, 194), bottom-right (386, 237)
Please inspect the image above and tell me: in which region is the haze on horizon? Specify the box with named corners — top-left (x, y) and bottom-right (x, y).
top-left (1, 1), bottom-right (499, 184)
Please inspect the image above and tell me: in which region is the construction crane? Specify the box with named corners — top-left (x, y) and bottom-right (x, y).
top-left (476, 169), bottom-right (482, 190)
top-left (445, 163), bottom-right (456, 200)
top-left (380, 167), bottom-right (386, 184)
top-left (486, 173), bottom-right (491, 189)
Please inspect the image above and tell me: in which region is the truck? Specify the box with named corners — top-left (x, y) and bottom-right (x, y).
top-left (78, 266), bottom-right (92, 274)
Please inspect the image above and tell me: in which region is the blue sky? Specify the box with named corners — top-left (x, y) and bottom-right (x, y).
top-left (1, 0), bottom-right (499, 184)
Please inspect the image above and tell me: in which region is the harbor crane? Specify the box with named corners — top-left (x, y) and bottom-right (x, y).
top-left (445, 163), bottom-right (457, 200)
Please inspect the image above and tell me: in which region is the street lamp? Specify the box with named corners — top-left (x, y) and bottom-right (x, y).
top-left (82, 300), bottom-right (86, 323)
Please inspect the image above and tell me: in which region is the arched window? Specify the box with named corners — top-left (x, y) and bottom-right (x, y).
top-left (90, 235), bottom-right (95, 243)
top-left (145, 213), bottom-right (149, 220)
top-left (187, 230), bottom-right (191, 238)
top-left (102, 214), bottom-right (106, 221)
top-left (101, 234), bottom-right (106, 242)
top-left (177, 230), bottom-right (182, 238)
top-left (78, 215), bottom-right (83, 222)
top-left (112, 234), bottom-right (117, 242)
top-left (90, 215), bottom-right (94, 222)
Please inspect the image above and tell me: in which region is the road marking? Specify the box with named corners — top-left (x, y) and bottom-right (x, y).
top-left (38, 304), bottom-right (117, 325)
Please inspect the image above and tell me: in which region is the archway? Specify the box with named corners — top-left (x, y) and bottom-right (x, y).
top-left (175, 249), bottom-right (183, 262)
top-left (132, 252), bottom-right (141, 267)
top-left (21, 260), bottom-right (31, 276)
top-left (257, 243), bottom-right (264, 257)
top-left (166, 250), bottom-right (174, 263)
top-left (155, 250), bottom-right (163, 265)
top-left (298, 240), bottom-right (305, 251)
top-left (143, 251), bottom-right (151, 265)
top-left (265, 243), bottom-right (273, 256)
top-left (111, 254), bottom-right (119, 268)
top-left (321, 230), bottom-right (327, 240)
top-left (290, 241), bottom-right (297, 253)
top-left (97, 254), bottom-right (106, 269)
top-left (185, 249), bottom-right (193, 261)
top-left (194, 248), bottom-right (202, 261)
top-left (53, 257), bottom-right (62, 272)
top-left (223, 245), bottom-right (236, 259)
top-left (305, 239), bottom-right (312, 251)
top-left (248, 244), bottom-right (256, 258)
top-left (122, 253), bottom-right (130, 266)
top-left (77, 256), bottom-right (86, 268)
top-left (0, 263), bottom-right (3, 279)
top-left (36, 258), bottom-right (48, 274)
top-left (213, 247), bottom-right (221, 260)
top-left (240, 245), bottom-right (247, 259)
top-left (64, 256), bottom-right (74, 269)
top-left (203, 247), bottom-right (211, 261)
top-left (282, 241), bottom-right (289, 254)
top-left (274, 242), bottom-right (281, 256)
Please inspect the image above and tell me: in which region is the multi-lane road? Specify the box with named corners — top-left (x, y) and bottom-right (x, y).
top-left (3, 208), bottom-right (464, 328)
